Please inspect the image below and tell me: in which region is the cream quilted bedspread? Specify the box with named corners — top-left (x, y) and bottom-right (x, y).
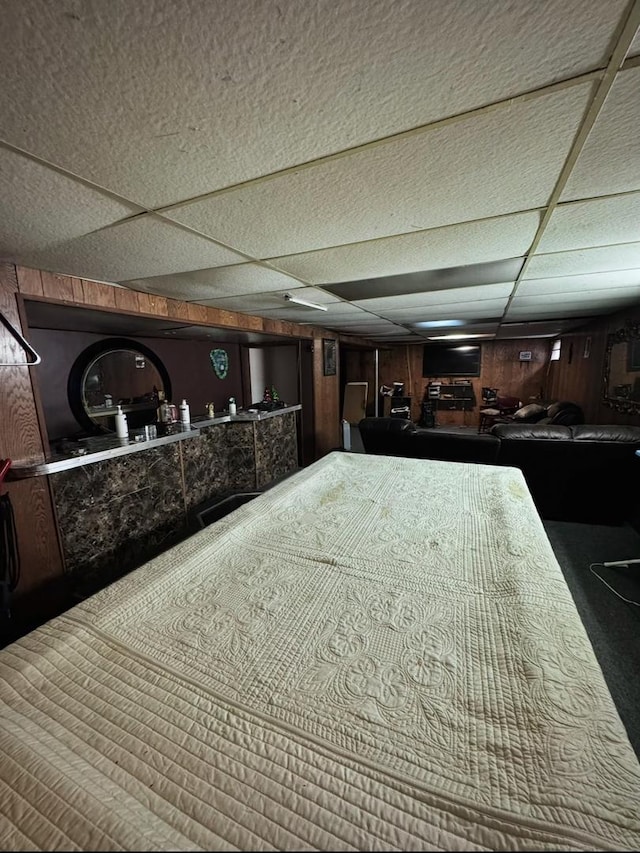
top-left (1, 451), bottom-right (639, 851)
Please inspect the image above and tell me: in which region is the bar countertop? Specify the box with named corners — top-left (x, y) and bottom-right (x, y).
top-left (8, 405), bottom-right (302, 479)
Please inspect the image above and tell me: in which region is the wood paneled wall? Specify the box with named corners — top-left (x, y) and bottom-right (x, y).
top-left (549, 307), bottom-right (640, 426)
top-left (0, 264), bottom-right (64, 611)
top-left (344, 339), bottom-right (551, 425)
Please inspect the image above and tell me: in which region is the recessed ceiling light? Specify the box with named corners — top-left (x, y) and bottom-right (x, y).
top-left (413, 319), bottom-right (465, 329)
top-left (426, 333), bottom-right (495, 340)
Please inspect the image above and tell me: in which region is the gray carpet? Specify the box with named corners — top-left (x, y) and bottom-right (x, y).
top-left (543, 520), bottom-right (640, 759)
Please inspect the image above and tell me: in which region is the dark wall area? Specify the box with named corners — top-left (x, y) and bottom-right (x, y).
top-left (29, 328), bottom-right (243, 440)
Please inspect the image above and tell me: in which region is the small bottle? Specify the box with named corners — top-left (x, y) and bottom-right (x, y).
top-left (114, 405), bottom-right (128, 439)
top-left (206, 402), bottom-right (215, 418)
top-left (179, 398), bottom-right (190, 426)
top-left (228, 396), bottom-right (237, 416)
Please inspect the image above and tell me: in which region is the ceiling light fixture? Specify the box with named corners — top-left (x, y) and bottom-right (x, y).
top-left (283, 293), bottom-right (328, 311)
top-left (413, 319), bottom-right (465, 329)
top-left (426, 333), bottom-right (495, 341)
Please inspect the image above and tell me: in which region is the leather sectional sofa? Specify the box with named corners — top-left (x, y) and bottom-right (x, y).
top-left (358, 417), bottom-right (640, 524)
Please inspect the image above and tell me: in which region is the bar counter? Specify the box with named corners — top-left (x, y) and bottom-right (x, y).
top-left (8, 405), bottom-right (301, 479)
top-left (11, 406), bottom-right (301, 596)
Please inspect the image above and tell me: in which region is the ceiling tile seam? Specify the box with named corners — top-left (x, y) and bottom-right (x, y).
top-left (0, 137), bottom-right (150, 216)
top-left (258, 208), bottom-right (546, 264)
top-left (523, 264), bottom-right (640, 282)
top-left (4, 60), bottom-right (636, 243)
top-left (554, 187), bottom-right (640, 209)
top-left (194, 290), bottom-right (411, 327)
top-left (501, 0), bottom-right (640, 323)
top-left (153, 70), bottom-right (604, 217)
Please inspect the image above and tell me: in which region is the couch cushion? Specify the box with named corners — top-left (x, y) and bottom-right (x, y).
top-left (512, 403), bottom-right (546, 421)
top-left (409, 429), bottom-right (500, 464)
top-left (358, 416), bottom-right (418, 456)
top-left (491, 424), bottom-right (571, 440)
top-left (571, 425), bottom-right (640, 442)
top-left (546, 401), bottom-right (585, 425)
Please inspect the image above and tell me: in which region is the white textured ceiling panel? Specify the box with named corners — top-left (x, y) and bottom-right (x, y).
top-left (26, 216), bottom-right (246, 282)
top-left (517, 269), bottom-right (640, 296)
top-left (511, 288), bottom-right (640, 308)
top-left (0, 147), bottom-right (141, 257)
top-left (536, 193), bottom-right (640, 254)
top-left (353, 282), bottom-right (515, 311)
top-left (199, 289), bottom-right (350, 314)
top-left (271, 212), bottom-right (541, 284)
top-left (505, 305), bottom-right (617, 319)
top-left (0, 1), bottom-right (637, 345)
top-left (165, 84), bottom-right (592, 258)
top-left (122, 262), bottom-right (307, 301)
top-left (524, 242), bottom-right (640, 279)
top-left (380, 299), bottom-right (510, 322)
top-left (0, 0), bottom-right (624, 208)
top-left (560, 67), bottom-right (640, 201)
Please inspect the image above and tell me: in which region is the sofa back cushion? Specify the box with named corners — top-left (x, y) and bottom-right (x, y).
top-left (408, 429), bottom-right (500, 465)
top-left (495, 423), bottom-right (640, 523)
top-left (358, 417), bottom-right (417, 456)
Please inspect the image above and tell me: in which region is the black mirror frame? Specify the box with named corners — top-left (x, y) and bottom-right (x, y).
top-left (603, 322), bottom-right (640, 414)
top-left (67, 337), bottom-right (172, 434)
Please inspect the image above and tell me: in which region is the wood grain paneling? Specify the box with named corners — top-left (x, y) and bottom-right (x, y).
top-left (114, 287), bottom-right (142, 313)
top-left (549, 308), bottom-right (640, 426)
top-left (313, 336), bottom-right (340, 456)
top-left (15, 266), bottom-right (44, 296)
top-left (344, 340), bottom-right (551, 426)
top-left (0, 263), bottom-right (64, 604)
top-left (41, 271), bottom-right (75, 302)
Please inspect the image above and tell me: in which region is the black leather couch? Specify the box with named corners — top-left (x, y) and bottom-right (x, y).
top-left (358, 417), bottom-right (640, 524)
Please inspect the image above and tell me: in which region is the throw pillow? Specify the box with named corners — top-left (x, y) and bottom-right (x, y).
top-left (512, 403), bottom-right (546, 421)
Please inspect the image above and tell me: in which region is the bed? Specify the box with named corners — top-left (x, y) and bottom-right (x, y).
top-left (1, 451), bottom-right (639, 850)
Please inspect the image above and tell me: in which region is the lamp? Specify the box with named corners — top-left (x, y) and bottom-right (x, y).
top-left (283, 293), bottom-right (328, 311)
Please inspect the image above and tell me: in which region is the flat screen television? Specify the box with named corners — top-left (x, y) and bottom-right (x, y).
top-left (422, 343), bottom-right (481, 377)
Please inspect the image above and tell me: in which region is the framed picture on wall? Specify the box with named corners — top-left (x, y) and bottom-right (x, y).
top-left (323, 338), bottom-right (337, 376)
top-left (627, 339), bottom-right (640, 371)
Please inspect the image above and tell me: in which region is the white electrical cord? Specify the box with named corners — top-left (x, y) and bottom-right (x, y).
top-left (589, 561), bottom-right (640, 608)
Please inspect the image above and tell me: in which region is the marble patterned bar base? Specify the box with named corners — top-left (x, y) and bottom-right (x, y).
top-left (48, 409), bottom-right (300, 598)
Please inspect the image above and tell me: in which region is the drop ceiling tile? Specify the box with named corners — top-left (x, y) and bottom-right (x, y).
top-left (122, 262), bottom-right (307, 301)
top-left (505, 305), bottom-right (610, 320)
top-left (198, 290), bottom-right (351, 314)
top-left (327, 261), bottom-right (522, 302)
top-left (512, 288), bottom-right (640, 308)
top-left (0, 1), bottom-right (623, 207)
top-left (537, 193), bottom-right (640, 254)
top-left (166, 84), bottom-right (592, 257)
top-left (381, 300), bottom-right (509, 322)
top-left (561, 67), bottom-right (640, 201)
top-left (517, 269), bottom-right (640, 296)
top-left (525, 242), bottom-right (640, 278)
top-left (26, 215), bottom-right (246, 282)
top-left (271, 212), bottom-right (540, 284)
top-left (496, 321), bottom-right (570, 338)
top-left (354, 282), bottom-right (515, 311)
top-left (0, 146), bottom-right (141, 258)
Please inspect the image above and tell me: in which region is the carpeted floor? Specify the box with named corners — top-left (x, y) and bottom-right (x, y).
top-left (543, 520), bottom-right (640, 759)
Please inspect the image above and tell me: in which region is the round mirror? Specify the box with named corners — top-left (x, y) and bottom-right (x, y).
top-left (68, 338), bottom-right (172, 434)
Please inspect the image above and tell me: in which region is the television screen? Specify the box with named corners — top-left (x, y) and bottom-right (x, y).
top-left (422, 343), bottom-right (481, 377)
